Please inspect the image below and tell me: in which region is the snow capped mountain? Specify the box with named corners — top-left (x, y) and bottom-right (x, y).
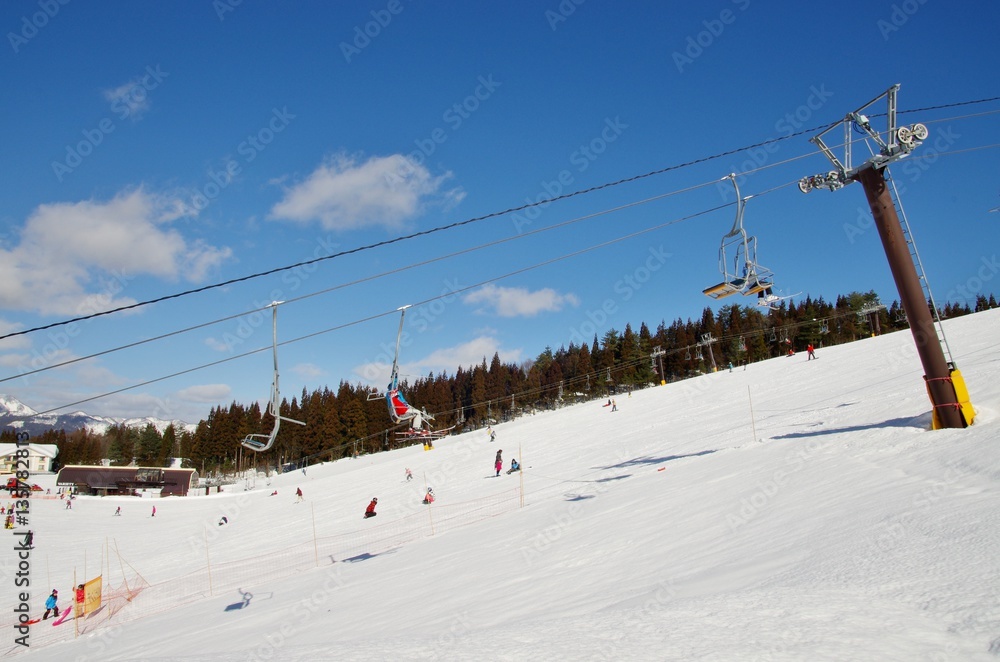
top-left (0, 394), bottom-right (196, 436)
top-left (0, 394), bottom-right (37, 417)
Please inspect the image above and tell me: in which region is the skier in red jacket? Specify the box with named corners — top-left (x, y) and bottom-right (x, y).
top-left (364, 498), bottom-right (378, 518)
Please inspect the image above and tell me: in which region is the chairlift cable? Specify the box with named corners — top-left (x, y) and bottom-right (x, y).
top-left (29, 202), bottom-right (735, 415)
top-left (1, 179), bottom-right (723, 384)
top-left (6, 95), bottom-right (997, 343)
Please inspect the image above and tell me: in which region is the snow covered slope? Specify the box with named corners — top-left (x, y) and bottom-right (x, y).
top-left (5, 309), bottom-right (999, 661)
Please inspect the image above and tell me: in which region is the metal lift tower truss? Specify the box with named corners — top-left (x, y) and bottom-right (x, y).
top-left (797, 84), bottom-right (973, 430)
top-left (798, 84), bottom-right (927, 194)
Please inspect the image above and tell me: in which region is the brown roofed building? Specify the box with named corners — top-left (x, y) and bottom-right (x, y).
top-left (56, 465), bottom-right (199, 497)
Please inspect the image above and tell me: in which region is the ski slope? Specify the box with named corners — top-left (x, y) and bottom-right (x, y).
top-left (5, 309), bottom-right (1000, 661)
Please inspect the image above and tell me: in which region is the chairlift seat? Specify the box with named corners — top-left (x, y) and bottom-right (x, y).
top-left (703, 279), bottom-right (745, 299)
top-left (242, 433), bottom-right (274, 452)
top-left (744, 280), bottom-right (773, 296)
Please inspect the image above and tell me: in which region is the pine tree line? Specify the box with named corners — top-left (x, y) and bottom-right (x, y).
top-left (5, 291), bottom-right (994, 475)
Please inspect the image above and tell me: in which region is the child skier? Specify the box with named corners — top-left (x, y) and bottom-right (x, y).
top-left (43, 590), bottom-right (59, 620)
top-left (494, 450), bottom-right (503, 477)
top-left (364, 498), bottom-right (378, 518)
top-left (506, 458), bottom-right (520, 474)
top-left (422, 488), bottom-right (435, 504)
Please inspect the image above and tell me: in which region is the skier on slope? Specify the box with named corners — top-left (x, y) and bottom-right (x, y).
top-left (43, 590), bottom-right (59, 620)
top-left (494, 449), bottom-right (503, 477)
top-left (74, 584), bottom-right (86, 617)
top-left (364, 498), bottom-right (378, 518)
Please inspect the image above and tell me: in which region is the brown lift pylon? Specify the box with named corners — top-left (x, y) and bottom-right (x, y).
top-left (798, 84), bottom-right (970, 429)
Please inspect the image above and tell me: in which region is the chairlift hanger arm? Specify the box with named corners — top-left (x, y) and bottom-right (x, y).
top-left (390, 305), bottom-right (411, 382)
top-left (241, 301), bottom-right (304, 452)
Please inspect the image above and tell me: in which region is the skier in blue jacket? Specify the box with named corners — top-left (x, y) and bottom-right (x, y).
top-left (43, 590), bottom-right (59, 620)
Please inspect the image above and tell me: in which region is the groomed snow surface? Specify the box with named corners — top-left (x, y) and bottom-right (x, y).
top-left (5, 309), bottom-right (1000, 661)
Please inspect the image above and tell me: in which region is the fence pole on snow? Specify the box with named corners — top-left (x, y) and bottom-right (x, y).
top-left (310, 502), bottom-right (319, 567)
top-left (113, 539), bottom-right (131, 596)
top-left (204, 527), bottom-right (213, 596)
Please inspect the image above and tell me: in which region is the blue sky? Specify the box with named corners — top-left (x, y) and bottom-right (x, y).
top-left (1, 1), bottom-right (998, 423)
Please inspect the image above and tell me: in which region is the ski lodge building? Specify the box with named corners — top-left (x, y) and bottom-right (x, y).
top-left (0, 443), bottom-right (59, 474)
top-left (55, 465), bottom-right (199, 497)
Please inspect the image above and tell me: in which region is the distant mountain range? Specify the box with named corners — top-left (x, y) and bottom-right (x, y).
top-left (0, 394), bottom-right (197, 438)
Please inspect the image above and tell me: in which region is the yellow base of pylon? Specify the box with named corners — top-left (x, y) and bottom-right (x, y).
top-left (951, 369), bottom-right (976, 426)
top-left (927, 368), bottom-right (975, 429)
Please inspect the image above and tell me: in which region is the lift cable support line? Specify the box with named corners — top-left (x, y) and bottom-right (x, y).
top-left (1, 181), bottom-right (722, 386)
top-left (5, 177), bottom-right (761, 388)
top-left (240, 302), bottom-right (306, 452)
top-left (29, 200), bottom-right (738, 417)
top-left (6, 94), bottom-right (997, 344)
top-left (796, 83), bottom-right (974, 430)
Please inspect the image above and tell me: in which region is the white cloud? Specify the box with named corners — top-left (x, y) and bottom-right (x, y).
top-left (0, 189), bottom-right (232, 316)
top-left (203, 337), bottom-right (231, 353)
top-left (176, 384), bottom-right (232, 403)
top-left (103, 79), bottom-right (151, 121)
top-left (355, 336), bottom-right (522, 386)
top-left (0, 319), bottom-right (30, 351)
top-left (269, 153), bottom-right (460, 231)
top-left (292, 362), bottom-right (325, 379)
top-left (463, 284), bottom-right (580, 318)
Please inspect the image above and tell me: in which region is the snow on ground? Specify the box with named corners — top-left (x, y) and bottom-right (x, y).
top-left (3, 308), bottom-right (999, 661)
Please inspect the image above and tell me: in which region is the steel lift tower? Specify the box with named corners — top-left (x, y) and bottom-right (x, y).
top-left (798, 84), bottom-right (974, 430)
